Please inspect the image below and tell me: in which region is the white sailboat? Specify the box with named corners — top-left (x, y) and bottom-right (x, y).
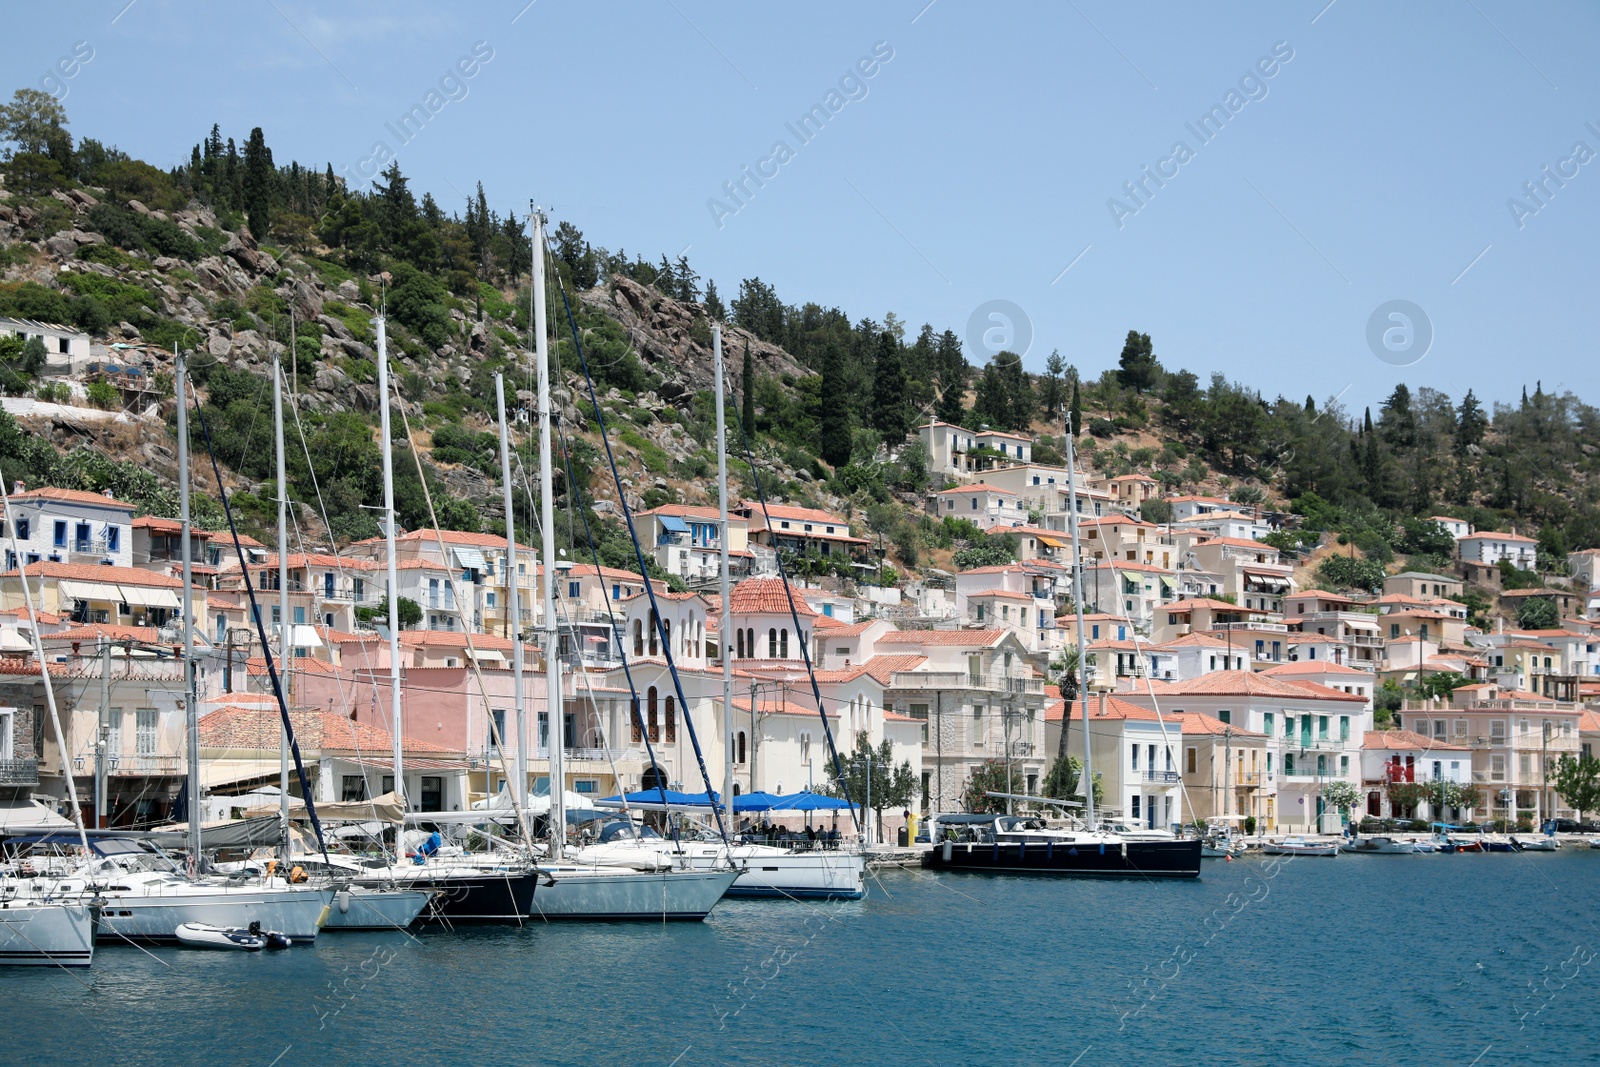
top-left (519, 205), bottom-right (735, 919)
top-left (571, 323), bottom-right (867, 900)
top-left (0, 477), bottom-right (95, 966)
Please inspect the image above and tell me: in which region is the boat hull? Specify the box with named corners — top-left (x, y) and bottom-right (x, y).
top-left (0, 902), bottom-right (95, 967)
top-left (91, 886), bottom-right (334, 944)
top-left (921, 838), bottom-right (1202, 878)
top-left (716, 851), bottom-right (867, 900)
top-left (355, 869), bottom-right (538, 924)
top-left (321, 887), bottom-right (432, 931)
top-left (531, 867), bottom-right (739, 920)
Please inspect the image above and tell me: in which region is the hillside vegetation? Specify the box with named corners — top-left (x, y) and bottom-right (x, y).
top-left (1, 88), bottom-right (1597, 598)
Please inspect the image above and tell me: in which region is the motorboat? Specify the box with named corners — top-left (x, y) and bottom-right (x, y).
top-left (1410, 840), bottom-right (1437, 853)
top-left (0, 901), bottom-right (95, 967)
top-left (322, 885), bottom-right (433, 930)
top-left (1481, 833), bottom-right (1519, 853)
top-left (1343, 836), bottom-right (1415, 855)
top-left (920, 814), bottom-right (1202, 878)
top-left (175, 921), bottom-right (291, 950)
top-left (1261, 836), bottom-right (1339, 857)
top-left (287, 849), bottom-right (537, 925)
top-left (2, 837), bottom-right (333, 943)
top-left (572, 822), bottom-right (867, 899)
top-left (1511, 835), bottom-right (1562, 852)
top-left (1199, 818), bottom-right (1248, 858)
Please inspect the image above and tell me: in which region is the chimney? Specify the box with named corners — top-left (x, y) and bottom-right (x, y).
top-left (12, 481), bottom-right (21, 494)
top-left (1098, 692), bottom-right (1107, 718)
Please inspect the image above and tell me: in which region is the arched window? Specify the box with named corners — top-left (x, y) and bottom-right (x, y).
top-left (686, 612), bottom-right (696, 657)
top-left (633, 618), bottom-right (643, 658)
top-left (647, 686), bottom-right (660, 742)
top-left (768, 628), bottom-right (778, 658)
top-left (780, 628), bottom-right (789, 658)
top-left (662, 617), bottom-right (671, 656)
top-left (665, 696), bottom-right (676, 743)
top-left (737, 730), bottom-right (747, 764)
top-left (649, 612), bottom-right (659, 656)
top-left (745, 629), bottom-right (754, 659)
top-left (736, 629), bottom-right (746, 659)
top-left (630, 696), bottom-right (642, 743)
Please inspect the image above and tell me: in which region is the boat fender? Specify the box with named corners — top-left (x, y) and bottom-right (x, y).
top-left (941, 841), bottom-right (952, 862)
top-left (336, 890), bottom-right (351, 915)
top-left (288, 866), bottom-right (308, 884)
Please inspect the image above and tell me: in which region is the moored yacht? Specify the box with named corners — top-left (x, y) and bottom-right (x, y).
top-left (0, 901), bottom-right (96, 966)
top-left (572, 822), bottom-right (868, 899)
top-left (920, 814), bottom-right (1202, 878)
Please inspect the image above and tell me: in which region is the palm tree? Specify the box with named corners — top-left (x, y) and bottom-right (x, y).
top-left (1052, 646), bottom-right (1081, 762)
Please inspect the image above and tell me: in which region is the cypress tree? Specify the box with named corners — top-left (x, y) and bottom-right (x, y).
top-left (1069, 378), bottom-right (1082, 437)
top-left (242, 128), bottom-right (272, 236)
top-left (818, 343), bottom-right (852, 467)
top-left (871, 330), bottom-right (910, 442)
top-left (741, 338), bottom-right (756, 434)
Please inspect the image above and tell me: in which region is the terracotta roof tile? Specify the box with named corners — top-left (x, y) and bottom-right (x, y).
top-left (199, 705), bottom-right (454, 754)
top-left (729, 577), bottom-right (817, 618)
top-left (876, 628), bottom-right (1007, 647)
top-left (1156, 669), bottom-right (1366, 702)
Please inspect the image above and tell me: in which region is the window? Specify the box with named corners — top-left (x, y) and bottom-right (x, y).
top-left (15, 518), bottom-right (27, 541)
top-left (736, 629), bottom-right (746, 658)
top-left (1340, 756), bottom-right (1349, 776)
top-left (1490, 720), bottom-right (1506, 741)
top-left (1131, 746), bottom-right (1139, 770)
top-left (75, 522), bottom-right (90, 552)
top-left (568, 580), bottom-right (580, 598)
top-left (1341, 716), bottom-right (1351, 741)
top-left (768, 628), bottom-right (778, 658)
top-left (647, 687), bottom-right (660, 742)
top-left (490, 708), bottom-right (506, 748)
top-left (1284, 753), bottom-right (1295, 775)
top-left (780, 628), bottom-right (789, 657)
top-left (1218, 710), bottom-right (1231, 725)
top-left (664, 696), bottom-right (676, 743)
top-left (1318, 716), bottom-right (1329, 740)
top-left (53, 520), bottom-right (66, 548)
top-left (1263, 712), bottom-right (1274, 735)
top-left (486, 592), bottom-right (497, 608)
top-left (106, 527), bottom-right (120, 553)
top-left (341, 775), bottom-right (369, 801)
top-left (736, 730), bottom-right (747, 764)
top-left (420, 776), bottom-right (443, 812)
top-left (1131, 795), bottom-right (1141, 818)
top-left (1185, 747), bottom-right (1197, 774)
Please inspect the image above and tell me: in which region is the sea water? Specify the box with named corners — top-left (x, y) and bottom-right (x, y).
top-left (6, 852), bottom-right (1597, 1067)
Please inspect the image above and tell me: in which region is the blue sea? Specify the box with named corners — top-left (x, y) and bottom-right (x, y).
top-left (7, 852), bottom-right (1599, 1067)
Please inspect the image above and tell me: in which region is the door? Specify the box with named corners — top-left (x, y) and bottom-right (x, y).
top-left (1299, 716), bottom-right (1312, 750)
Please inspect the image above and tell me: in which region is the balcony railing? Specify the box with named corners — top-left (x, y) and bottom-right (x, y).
top-left (0, 757), bottom-right (38, 785)
top-left (1234, 771), bottom-right (1263, 785)
top-left (1142, 769), bottom-right (1181, 783)
top-left (108, 754), bottom-right (182, 775)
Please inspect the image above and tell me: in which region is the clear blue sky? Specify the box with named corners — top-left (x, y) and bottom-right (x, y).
top-left (12, 1), bottom-right (1599, 415)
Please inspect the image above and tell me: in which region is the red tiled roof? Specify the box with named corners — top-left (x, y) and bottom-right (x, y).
top-left (856, 654), bottom-right (929, 685)
top-left (0, 607), bottom-right (62, 622)
top-left (1462, 531), bottom-right (1536, 543)
top-left (0, 561), bottom-right (183, 587)
top-left (730, 697), bottom-right (836, 718)
top-left (10, 487), bottom-right (135, 509)
top-left (729, 577), bottom-right (817, 618)
top-left (967, 588), bottom-right (1036, 601)
top-left (876, 628), bottom-right (1008, 647)
top-left (399, 631), bottom-right (514, 650)
top-left (1172, 711), bottom-right (1267, 738)
top-left (132, 515), bottom-right (212, 535)
top-left (42, 624), bottom-right (161, 643)
top-left (741, 501), bottom-right (848, 526)
top-left (1362, 729), bottom-right (1470, 752)
top-left (1046, 695), bottom-right (1163, 722)
top-left (199, 705), bottom-right (455, 754)
top-left (1156, 670), bottom-right (1365, 702)
top-left (934, 483), bottom-right (1009, 495)
top-left (1262, 661), bottom-right (1373, 677)
top-left (1196, 537), bottom-right (1281, 550)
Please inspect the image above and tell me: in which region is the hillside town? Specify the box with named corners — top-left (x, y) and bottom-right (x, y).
top-left (3, 415), bottom-right (1595, 841)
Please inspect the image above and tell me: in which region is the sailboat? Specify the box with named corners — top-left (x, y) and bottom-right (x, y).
top-left (265, 354), bottom-right (430, 933)
top-left (2, 352), bottom-right (337, 943)
top-left (921, 414), bottom-right (1202, 880)
top-left (516, 205), bottom-right (736, 920)
top-left (0, 479), bottom-right (95, 967)
top-left (570, 323), bottom-right (867, 900)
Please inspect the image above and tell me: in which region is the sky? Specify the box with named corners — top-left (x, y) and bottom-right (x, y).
top-left (9, 1), bottom-right (1600, 416)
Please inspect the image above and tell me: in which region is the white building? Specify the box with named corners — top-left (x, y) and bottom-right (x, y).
top-left (2, 487), bottom-right (135, 570)
top-left (0, 317), bottom-right (91, 370)
top-left (932, 482), bottom-right (1028, 530)
top-left (1457, 531), bottom-right (1538, 568)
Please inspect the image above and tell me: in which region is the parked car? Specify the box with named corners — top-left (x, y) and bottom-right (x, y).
top-left (1545, 819), bottom-right (1600, 834)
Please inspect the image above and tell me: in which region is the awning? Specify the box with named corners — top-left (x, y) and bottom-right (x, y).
top-left (119, 585), bottom-right (181, 609)
top-left (1037, 535), bottom-right (1070, 549)
top-left (466, 648), bottom-right (506, 662)
top-left (658, 515), bottom-right (690, 534)
top-left (58, 578), bottom-right (123, 603)
top-left (452, 546), bottom-right (488, 571)
top-left (290, 624), bottom-right (323, 649)
top-left (1159, 575), bottom-right (1175, 590)
top-left (245, 791), bottom-right (406, 824)
top-left (200, 759), bottom-right (283, 789)
top-left (0, 799), bottom-right (75, 831)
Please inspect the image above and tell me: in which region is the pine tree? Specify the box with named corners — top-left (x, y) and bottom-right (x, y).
top-left (741, 338), bottom-right (756, 434)
top-left (1039, 348), bottom-right (1067, 416)
top-left (871, 330), bottom-right (910, 442)
top-left (1116, 330), bottom-right (1161, 393)
top-left (1455, 389), bottom-right (1487, 454)
top-left (704, 279), bottom-right (727, 321)
top-left (242, 127), bottom-right (273, 239)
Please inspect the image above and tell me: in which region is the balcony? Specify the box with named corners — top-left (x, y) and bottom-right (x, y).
top-left (1142, 769), bottom-right (1181, 783)
top-left (108, 755), bottom-right (183, 776)
top-left (1281, 763), bottom-right (1340, 779)
top-left (1234, 771), bottom-right (1263, 786)
top-left (0, 757), bottom-right (39, 785)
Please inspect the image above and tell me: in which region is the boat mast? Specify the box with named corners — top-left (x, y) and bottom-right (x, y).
top-left (177, 349), bottom-right (201, 865)
top-left (1064, 414), bottom-right (1095, 829)
top-left (495, 373), bottom-right (527, 815)
top-left (714, 324), bottom-right (733, 819)
top-left (532, 204), bottom-right (565, 859)
top-left (376, 314), bottom-right (405, 818)
top-left (273, 354), bottom-right (290, 850)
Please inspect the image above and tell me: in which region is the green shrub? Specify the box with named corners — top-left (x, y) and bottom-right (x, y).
top-left (85, 380), bottom-right (119, 409)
